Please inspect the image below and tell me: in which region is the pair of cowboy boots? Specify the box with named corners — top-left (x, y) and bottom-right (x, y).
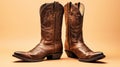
top-left (13, 2), bottom-right (105, 62)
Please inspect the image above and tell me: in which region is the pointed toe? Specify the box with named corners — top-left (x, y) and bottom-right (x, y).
top-left (13, 51), bottom-right (29, 61)
top-left (93, 52), bottom-right (105, 60)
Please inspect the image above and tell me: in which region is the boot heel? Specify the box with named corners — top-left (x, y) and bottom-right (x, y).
top-left (65, 50), bottom-right (78, 58)
top-left (47, 52), bottom-right (62, 60)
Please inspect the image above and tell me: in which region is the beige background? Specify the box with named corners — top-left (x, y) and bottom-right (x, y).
top-left (0, 0), bottom-right (120, 67)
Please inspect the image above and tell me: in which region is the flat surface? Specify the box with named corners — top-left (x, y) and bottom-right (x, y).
top-left (1, 53), bottom-right (120, 67)
top-left (1, 39), bottom-right (120, 67)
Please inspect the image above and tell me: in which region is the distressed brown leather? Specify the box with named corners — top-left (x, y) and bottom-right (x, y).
top-left (64, 2), bottom-right (105, 62)
top-left (13, 2), bottom-right (64, 62)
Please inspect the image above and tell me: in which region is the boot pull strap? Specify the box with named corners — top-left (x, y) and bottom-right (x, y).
top-left (79, 2), bottom-right (85, 16)
top-left (67, 2), bottom-right (72, 13)
top-left (78, 2), bottom-right (80, 9)
top-left (53, 1), bottom-right (56, 11)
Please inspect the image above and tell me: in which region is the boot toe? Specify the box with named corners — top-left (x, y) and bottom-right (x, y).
top-left (89, 52), bottom-right (105, 62)
top-left (93, 52), bottom-right (105, 58)
top-left (79, 52), bottom-right (105, 62)
top-left (14, 51), bottom-right (24, 55)
top-left (13, 51), bottom-right (26, 57)
top-left (13, 51), bottom-right (30, 61)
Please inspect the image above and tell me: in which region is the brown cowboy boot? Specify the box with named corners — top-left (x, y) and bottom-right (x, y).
top-left (64, 2), bottom-right (105, 62)
top-left (13, 2), bottom-right (64, 62)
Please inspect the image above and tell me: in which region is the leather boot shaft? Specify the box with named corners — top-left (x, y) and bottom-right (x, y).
top-left (64, 2), bottom-right (85, 50)
top-left (40, 2), bottom-right (64, 53)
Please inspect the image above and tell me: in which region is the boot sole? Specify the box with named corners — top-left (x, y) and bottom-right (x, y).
top-left (65, 50), bottom-right (105, 62)
top-left (13, 52), bottom-right (62, 62)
